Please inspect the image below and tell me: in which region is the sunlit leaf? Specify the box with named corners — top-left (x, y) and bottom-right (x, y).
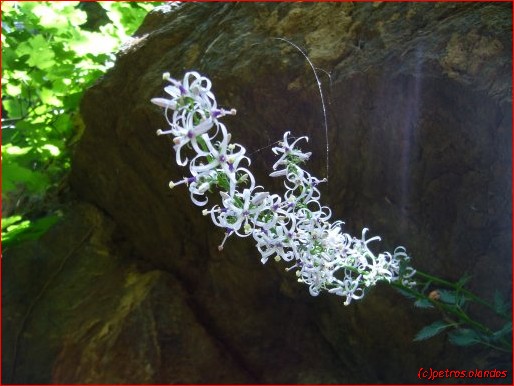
top-left (1, 218), bottom-right (31, 245)
top-left (52, 78), bottom-right (73, 95)
top-left (5, 82), bottom-right (22, 96)
top-left (33, 3), bottom-right (86, 29)
top-left (15, 120), bottom-right (47, 132)
top-left (41, 144), bottom-right (61, 157)
top-left (1, 213), bottom-right (61, 248)
top-left (68, 31), bottom-right (120, 56)
top-left (11, 70), bottom-right (31, 83)
top-left (1, 215), bottom-right (24, 230)
top-left (2, 1), bottom-right (162, 246)
top-left (40, 88), bottom-right (63, 107)
top-left (3, 145), bottom-right (32, 156)
top-left (16, 35), bottom-right (56, 69)
top-left (2, 98), bottom-right (24, 118)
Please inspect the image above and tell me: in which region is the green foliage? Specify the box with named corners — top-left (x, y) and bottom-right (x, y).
top-left (413, 298), bottom-right (433, 309)
top-left (395, 272), bottom-right (512, 353)
top-left (2, 1), bottom-right (163, 247)
top-left (494, 290), bottom-right (509, 316)
top-left (447, 324), bottom-right (512, 349)
top-left (2, 212), bottom-right (61, 247)
top-left (413, 320), bottom-right (451, 341)
top-left (448, 328), bottom-right (481, 347)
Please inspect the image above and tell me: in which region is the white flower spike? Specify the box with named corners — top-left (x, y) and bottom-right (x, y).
top-left (152, 71), bottom-right (416, 305)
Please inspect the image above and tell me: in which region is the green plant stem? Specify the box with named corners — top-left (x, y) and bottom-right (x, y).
top-left (478, 339), bottom-right (512, 353)
top-left (392, 282), bottom-right (512, 352)
top-left (414, 270), bottom-right (510, 320)
top-left (393, 283), bottom-right (491, 333)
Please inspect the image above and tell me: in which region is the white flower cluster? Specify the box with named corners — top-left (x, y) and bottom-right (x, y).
top-left (152, 71), bottom-right (416, 305)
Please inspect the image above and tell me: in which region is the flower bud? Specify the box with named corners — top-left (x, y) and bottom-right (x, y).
top-left (197, 182), bottom-right (210, 193)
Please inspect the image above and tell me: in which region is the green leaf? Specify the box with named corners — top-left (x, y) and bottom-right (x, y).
top-left (196, 135), bottom-right (209, 153)
top-left (15, 120), bottom-right (47, 133)
top-left (32, 3), bottom-right (86, 29)
top-left (216, 172), bottom-right (230, 191)
top-left (492, 322), bottom-right (512, 342)
top-left (493, 291), bottom-right (508, 315)
top-left (397, 254), bottom-right (410, 278)
top-left (5, 82), bottom-right (22, 96)
top-left (2, 215), bottom-right (24, 230)
top-left (2, 98), bottom-right (24, 118)
top-left (2, 145), bottom-right (32, 156)
top-left (16, 35), bottom-right (56, 69)
top-left (2, 161), bottom-right (50, 194)
top-left (414, 298), bottom-right (434, 309)
top-left (1, 47), bottom-right (18, 69)
top-left (414, 320), bottom-right (451, 341)
top-left (68, 31), bottom-right (119, 56)
top-left (2, 1), bottom-right (157, 245)
top-left (40, 88), bottom-right (63, 107)
top-left (52, 78), bottom-right (73, 95)
top-left (1, 213), bottom-right (61, 248)
top-left (41, 144), bottom-right (61, 157)
top-left (448, 328), bottom-right (481, 347)
top-left (62, 92), bottom-right (84, 110)
top-left (456, 273), bottom-right (472, 288)
top-left (438, 289), bottom-right (457, 305)
top-left (421, 280), bottom-right (432, 293)
top-left (53, 114), bottom-right (72, 133)
top-left (28, 51), bottom-right (56, 70)
top-left (136, 3), bottom-right (158, 12)
top-left (1, 218), bottom-right (31, 245)
top-left (395, 287), bottom-right (417, 300)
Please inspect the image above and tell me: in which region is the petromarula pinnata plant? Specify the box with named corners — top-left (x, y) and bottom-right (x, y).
top-left (151, 71), bottom-right (416, 306)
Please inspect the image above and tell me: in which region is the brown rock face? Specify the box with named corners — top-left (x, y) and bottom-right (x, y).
top-left (4, 2), bottom-right (511, 383)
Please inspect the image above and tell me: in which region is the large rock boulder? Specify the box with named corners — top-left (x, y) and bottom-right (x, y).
top-left (4, 2), bottom-right (511, 383)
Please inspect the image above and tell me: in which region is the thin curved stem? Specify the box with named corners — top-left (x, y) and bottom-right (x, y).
top-left (414, 270), bottom-right (510, 320)
top-left (392, 282), bottom-right (512, 352)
